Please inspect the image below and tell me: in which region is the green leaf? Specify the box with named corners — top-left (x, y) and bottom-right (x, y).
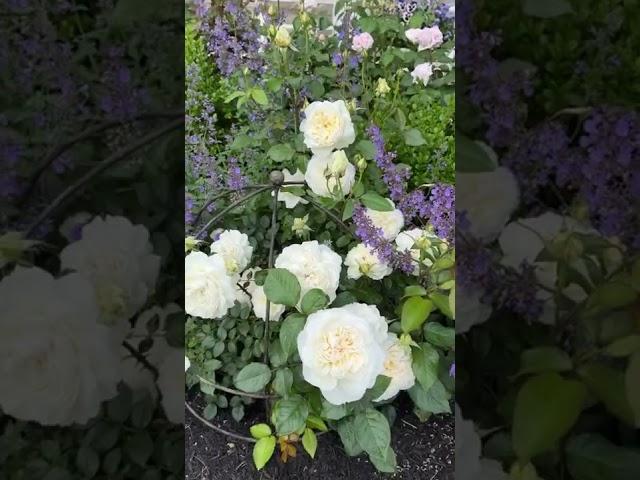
top-left (267, 144), bottom-right (295, 163)
top-left (360, 193), bottom-right (394, 212)
top-left (321, 400), bottom-right (349, 420)
top-left (225, 91), bottom-right (245, 103)
top-left (273, 368), bottom-right (294, 397)
top-left (356, 140), bottom-right (376, 159)
top-left (579, 362), bottom-right (636, 426)
top-left (513, 373), bottom-right (586, 462)
top-left (368, 446), bottom-right (397, 473)
top-left (456, 134), bottom-right (497, 172)
top-left (430, 293), bottom-right (453, 319)
top-left (362, 375), bottom-right (392, 402)
top-left (353, 408), bottom-right (391, 460)
top-left (252, 436), bottom-right (276, 470)
top-left (626, 352), bottom-right (640, 426)
top-left (403, 285), bottom-right (428, 298)
top-left (302, 428), bottom-right (318, 458)
top-left (403, 128), bottom-right (426, 146)
top-left (306, 415), bottom-right (328, 432)
top-left (266, 78), bottom-right (282, 92)
top-left (412, 343), bottom-right (440, 391)
top-left (263, 268), bottom-right (301, 306)
top-left (251, 88), bottom-right (269, 106)
top-left (300, 289), bottom-right (329, 315)
top-left (566, 434), bottom-right (640, 480)
top-left (522, 0), bottom-right (573, 18)
top-left (424, 323), bottom-right (455, 349)
top-left (515, 347), bottom-right (573, 377)
top-left (407, 379), bottom-right (451, 414)
top-left (273, 395), bottom-right (309, 435)
top-left (605, 335), bottom-right (640, 357)
top-left (234, 363), bottom-right (272, 393)
top-left (336, 417), bottom-right (363, 456)
top-left (250, 424), bottom-right (272, 439)
top-left (203, 403), bottom-right (218, 420)
top-left (125, 432), bottom-right (153, 466)
top-left (401, 297), bottom-right (434, 333)
top-left (76, 446), bottom-right (99, 478)
top-left (279, 313), bottom-right (306, 359)
top-left (342, 199), bottom-right (355, 221)
top-left (585, 282), bottom-right (638, 317)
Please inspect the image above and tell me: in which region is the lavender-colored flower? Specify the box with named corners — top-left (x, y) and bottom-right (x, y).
top-left (226, 157), bottom-right (248, 191)
top-left (331, 52), bottom-right (344, 67)
top-left (425, 184), bottom-right (455, 241)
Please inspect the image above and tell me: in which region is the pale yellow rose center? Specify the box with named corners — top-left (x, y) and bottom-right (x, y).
top-left (309, 111), bottom-right (341, 144)
top-left (317, 326), bottom-right (365, 378)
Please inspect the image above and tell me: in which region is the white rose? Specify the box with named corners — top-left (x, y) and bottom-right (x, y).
top-left (499, 213), bottom-right (597, 325)
top-left (365, 201), bottom-right (404, 240)
top-left (305, 150), bottom-right (356, 198)
top-left (297, 303), bottom-right (388, 404)
top-left (456, 286), bottom-right (492, 333)
top-left (185, 356), bottom-right (191, 372)
top-left (456, 405), bottom-right (508, 480)
top-left (395, 228), bottom-right (447, 275)
top-left (300, 100), bottom-right (356, 154)
top-left (60, 215), bottom-right (160, 333)
top-left (121, 304), bottom-right (182, 396)
top-left (277, 169), bottom-right (308, 208)
top-left (411, 62), bottom-right (433, 86)
top-left (210, 229), bottom-right (253, 274)
top-left (375, 333), bottom-right (415, 401)
top-left (157, 348), bottom-right (185, 424)
top-left (344, 243), bottom-right (392, 280)
top-left (457, 167), bottom-right (519, 243)
top-left (274, 240), bottom-right (342, 302)
top-left (185, 252), bottom-right (237, 319)
top-left (0, 267), bottom-right (119, 425)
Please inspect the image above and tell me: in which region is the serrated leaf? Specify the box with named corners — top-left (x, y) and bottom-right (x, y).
top-left (251, 88), bottom-right (269, 106)
top-left (401, 297), bottom-right (434, 333)
top-left (403, 128), bottom-right (426, 146)
top-left (273, 395), bottom-right (309, 435)
top-left (273, 368), bottom-right (294, 397)
top-left (250, 423), bottom-right (272, 439)
top-left (353, 409), bottom-right (391, 461)
top-left (263, 268), bottom-right (301, 306)
top-left (280, 313), bottom-right (306, 359)
top-left (300, 288), bottom-right (329, 315)
top-left (412, 343), bottom-right (440, 391)
top-left (267, 144), bottom-right (295, 163)
top-left (234, 363), bottom-right (272, 393)
top-left (360, 193), bottom-right (394, 212)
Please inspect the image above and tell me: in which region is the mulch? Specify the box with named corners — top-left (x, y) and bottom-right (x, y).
top-left (185, 392), bottom-right (454, 480)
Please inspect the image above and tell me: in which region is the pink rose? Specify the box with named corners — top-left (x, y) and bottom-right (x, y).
top-left (352, 32), bottom-right (374, 53)
top-left (405, 26), bottom-right (443, 51)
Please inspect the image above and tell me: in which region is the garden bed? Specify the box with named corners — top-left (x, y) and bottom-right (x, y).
top-left (185, 393), bottom-right (454, 480)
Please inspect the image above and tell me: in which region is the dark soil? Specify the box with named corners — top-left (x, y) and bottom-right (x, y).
top-left (185, 393), bottom-right (454, 480)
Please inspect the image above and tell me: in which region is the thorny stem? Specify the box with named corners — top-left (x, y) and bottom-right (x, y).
top-left (195, 186), bottom-right (272, 239)
top-left (197, 376), bottom-right (276, 400)
top-left (21, 111), bottom-right (183, 205)
top-left (25, 118), bottom-right (183, 237)
top-left (185, 401), bottom-right (257, 443)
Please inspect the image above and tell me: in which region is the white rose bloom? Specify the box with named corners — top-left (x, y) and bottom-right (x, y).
top-left (375, 334), bottom-right (415, 401)
top-left (344, 243), bottom-right (392, 280)
top-left (365, 201), bottom-right (404, 240)
top-left (499, 212), bottom-right (600, 325)
top-left (297, 303), bottom-right (388, 404)
top-left (60, 215), bottom-right (160, 334)
top-left (0, 267), bottom-right (119, 426)
top-left (121, 304), bottom-right (182, 396)
top-left (411, 63), bottom-right (433, 86)
top-left (457, 167), bottom-right (519, 243)
top-left (395, 228), bottom-right (447, 276)
top-left (456, 286), bottom-right (492, 333)
top-left (300, 100), bottom-right (356, 154)
top-left (456, 405), bottom-right (508, 480)
top-left (305, 150), bottom-right (356, 198)
top-left (277, 169), bottom-right (308, 208)
top-left (157, 348), bottom-right (185, 424)
top-left (275, 240), bottom-right (342, 302)
top-left (185, 252), bottom-right (237, 319)
top-left (210, 230), bottom-right (253, 275)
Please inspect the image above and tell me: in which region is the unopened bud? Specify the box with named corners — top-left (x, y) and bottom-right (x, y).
top-left (355, 154), bottom-right (367, 172)
top-left (329, 150), bottom-right (349, 176)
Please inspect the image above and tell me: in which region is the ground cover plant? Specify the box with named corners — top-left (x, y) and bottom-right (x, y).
top-left (184, 0), bottom-right (456, 474)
